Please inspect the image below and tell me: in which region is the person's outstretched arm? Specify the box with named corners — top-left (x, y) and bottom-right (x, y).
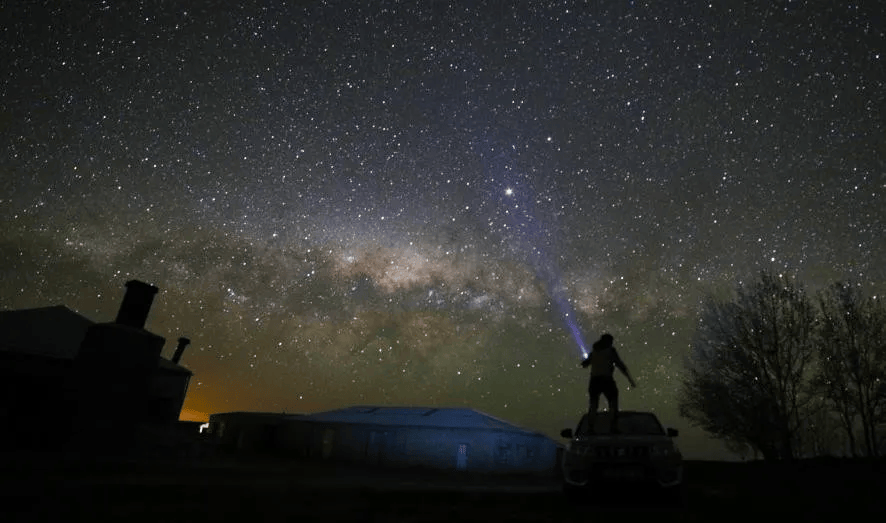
top-left (613, 349), bottom-right (637, 387)
top-left (581, 355), bottom-right (591, 368)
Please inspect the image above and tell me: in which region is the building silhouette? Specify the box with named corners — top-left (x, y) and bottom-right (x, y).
top-left (209, 406), bottom-right (562, 475)
top-left (0, 280), bottom-right (192, 451)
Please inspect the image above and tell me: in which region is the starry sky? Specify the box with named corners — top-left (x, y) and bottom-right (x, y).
top-left (1, 1), bottom-right (883, 460)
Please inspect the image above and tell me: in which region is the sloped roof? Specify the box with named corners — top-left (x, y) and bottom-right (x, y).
top-left (307, 405), bottom-right (543, 435)
top-left (0, 305), bottom-right (93, 359)
top-left (0, 305), bottom-right (191, 374)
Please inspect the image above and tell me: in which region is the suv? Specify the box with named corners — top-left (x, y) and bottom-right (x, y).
top-left (559, 410), bottom-right (683, 502)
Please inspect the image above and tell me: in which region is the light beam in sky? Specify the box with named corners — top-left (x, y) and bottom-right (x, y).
top-left (531, 248), bottom-right (590, 359)
top-left (481, 146), bottom-right (590, 358)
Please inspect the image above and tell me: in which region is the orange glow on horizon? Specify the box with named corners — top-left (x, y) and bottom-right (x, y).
top-left (179, 407), bottom-right (210, 422)
top-left (179, 398), bottom-right (332, 422)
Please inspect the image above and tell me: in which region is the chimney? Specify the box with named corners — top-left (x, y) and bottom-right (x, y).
top-left (115, 279), bottom-right (159, 329)
top-left (172, 337), bottom-right (190, 364)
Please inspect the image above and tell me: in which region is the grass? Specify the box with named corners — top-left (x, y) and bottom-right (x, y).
top-left (2, 452), bottom-right (884, 522)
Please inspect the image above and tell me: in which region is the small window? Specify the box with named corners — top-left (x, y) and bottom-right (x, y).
top-left (456, 443), bottom-right (469, 470)
top-left (494, 441), bottom-right (512, 464)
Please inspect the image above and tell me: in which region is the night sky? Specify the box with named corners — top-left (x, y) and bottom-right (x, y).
top-left (2, 1), bottom-right (883, 460)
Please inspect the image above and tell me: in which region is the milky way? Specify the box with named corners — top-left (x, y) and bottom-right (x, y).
top-left (2, 1), bottom-right (883, 459)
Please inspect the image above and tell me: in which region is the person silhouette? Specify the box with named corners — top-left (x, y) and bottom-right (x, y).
top-left (581, 333), bottom-right (637, 433)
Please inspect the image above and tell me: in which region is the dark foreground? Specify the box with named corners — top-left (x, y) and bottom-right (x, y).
top-left (3, 453), bottom-right (884, 522)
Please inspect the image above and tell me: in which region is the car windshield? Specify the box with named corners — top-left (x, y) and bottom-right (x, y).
top-left (576, 412), bottom-right (665, 436)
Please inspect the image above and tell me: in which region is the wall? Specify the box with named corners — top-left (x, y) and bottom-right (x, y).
top-left (0, 352), bottom-right (78, 448)
top-left (148, 371), bottom-right (191, 424)
top-left (211, 415), bottom-right (561, 474)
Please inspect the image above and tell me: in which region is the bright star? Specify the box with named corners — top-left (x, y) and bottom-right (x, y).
top-left (505, 188), bottom-right (513, 196)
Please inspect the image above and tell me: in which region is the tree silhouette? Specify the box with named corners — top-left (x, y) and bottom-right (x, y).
top-left (679, 270), bottom-right (818, 461)
top-left (814, 281), bottom-right (886, 457)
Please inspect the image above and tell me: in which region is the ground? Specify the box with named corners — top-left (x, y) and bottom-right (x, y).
top-left (2, 452), bottom-right (883, 522)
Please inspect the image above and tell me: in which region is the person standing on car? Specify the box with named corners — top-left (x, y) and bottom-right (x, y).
top-left (581, 333), bottom-right (637, 433)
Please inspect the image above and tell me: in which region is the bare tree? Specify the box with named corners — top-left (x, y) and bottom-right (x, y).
top-left (815, 282), bottom-right (886, 457)
top-left (799, 396), bottom-right (846, 457)
top-left (679, 270), bottom-right (818, 461)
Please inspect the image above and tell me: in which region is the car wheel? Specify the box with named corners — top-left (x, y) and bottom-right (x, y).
top-left (658, 484), bottom-right (687, 510)
top-left (562, 483), bottom-right (587, 504)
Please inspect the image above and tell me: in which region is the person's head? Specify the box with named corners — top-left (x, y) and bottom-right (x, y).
top-left (599, 333), bottom-right (614, 348)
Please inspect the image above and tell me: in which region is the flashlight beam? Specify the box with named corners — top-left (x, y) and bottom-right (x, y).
top-left (479, 146), bottom-right (590, 358)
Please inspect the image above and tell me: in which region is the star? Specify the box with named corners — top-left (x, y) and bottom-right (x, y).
top-left (0, 1), bottom-right (882, 462)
